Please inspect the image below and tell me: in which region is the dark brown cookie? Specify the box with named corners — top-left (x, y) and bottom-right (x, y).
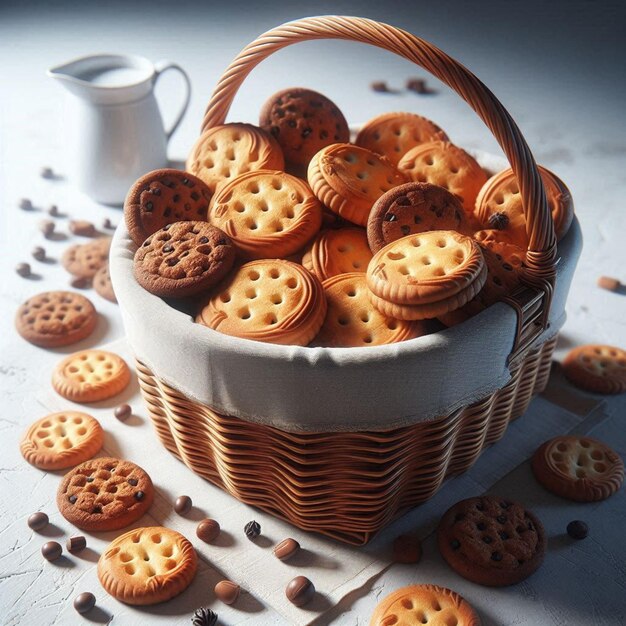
top-left (62, 237), bottom-right (111, 278)
top-left (367, 182), bottom-right (472, 253)
top-left (134, 221), bottom-right (236, 298)
top-left (124, 169), bottom-right (212, 247)
top-left (437, 495), bottom-right (546, 586)
top-left (57, 457), bottom-right (154, 531)
top-left (93, 263), bottom-right (117, 303)
top-left (259, 87), bottom-right (349, 177)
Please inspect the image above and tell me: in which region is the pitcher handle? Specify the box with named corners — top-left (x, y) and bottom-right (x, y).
top-left (154, 60), bottom-right (191, 141)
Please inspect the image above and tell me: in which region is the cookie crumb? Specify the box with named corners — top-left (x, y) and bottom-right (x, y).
top-left (597, 275), bottom-right (621, 292)
top-left (406, 77), bottom-right (436, 95)
top-left (40, 166), bottom-right (55, 179)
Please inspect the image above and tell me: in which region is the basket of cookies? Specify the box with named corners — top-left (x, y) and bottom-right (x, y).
top-left (110, 16), bottom-right (581, 544)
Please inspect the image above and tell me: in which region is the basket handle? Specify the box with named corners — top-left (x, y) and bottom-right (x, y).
top-left (201, 15), bottom-right (557, 338)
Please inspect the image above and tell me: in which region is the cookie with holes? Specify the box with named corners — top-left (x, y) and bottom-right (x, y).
top-left (370, 584), bottom-right (481, 626)
top-left (355, 111), bottom-right (449, 166)
top-left (259, 87), bottom-right (350, 177)
top-left (94, 263), bottom-right (117, 303)
top-left (532, 435), bottom-right (624, 502)
top-left (20, 412), bottom-right (104, 470)
top-left (437, 495), bottom-right (546, 587)
top-left (57, 457), bottom-right (154, 531)
top-left (98, 526), bottom-right (197, 605)
top-left (473, 229), bottom-right (526, 268)
top-left (207, 170), bottom-right (322, 259)
top-left (186, 123), bottom-right (284, 194)
top-left (134, 221), bottom-right (236, 298)
top-left (314, 273), bottom-right (429, 347)
top-left (62, 236), bottom-right (112, 279)
top-left (124, 169), bottom-right (212, 247)
top-left (397, 141), bottom-right (487, 214)
top-left (302, 228), bottom-right (372, 281)
top-left (474, 165), bottom-right (573, 249)
top-left (196, 259), bottom-right (326, 346)
top-left (52, 349), bottom-right (131, 403)
top-left (562, 344), bottom-right (626, 394)
top-left (308, 143), bottom-right (407, 227)
top-left (15, 291), bottom-right (97, 348)
top-left (367, 182), bottom-right (473, 253)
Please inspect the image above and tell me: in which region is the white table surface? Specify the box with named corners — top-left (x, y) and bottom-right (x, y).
top-left (1, 1), bottom-right (625, 625)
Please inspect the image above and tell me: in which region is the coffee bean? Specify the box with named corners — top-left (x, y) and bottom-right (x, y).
top-left (69, 219), bottom-right (96, 237)
top-left (73, 592), bottom-right (96, 614)
top-left (244, 520), bottom-right (261, 540)
top-left (39, 219), bottom-right (55, 238)
top-left (597, 276), bottom-right (621, 292)
top-left (214, 580), bottom-right (240, 605)
top-left (40, 166), bottom-right (54, 179)
top-left (196, 518), bottom-right (220, 543)
top-left (392, 534), bottom-right (422, 564)
top-left (70, 276), bottom-right (91, 289)
top-left (19, 198), bottom-right (34, 211)
top-left (16, 262), bottom-right (31, 278)
top-left (567, 520), bottom-right (589, 540)
top-left (32, 246), bottom-right (46, 261)
top-left (114, 404), bottom-right (132, 421)
top-left (27, 511), bottom-right (49, 531)
top-left (48, 205), bottom-right (60, 217)
top-left (42, 541), bottom-right (62, 561)
top-left (175, 495), bottom-right (192, 515)
top-left (285, 575), bottom-right (315, 607)
top-left (273, 538), bottom-right (300, 561)
top-left (67, 535), bottom-right (87, 553)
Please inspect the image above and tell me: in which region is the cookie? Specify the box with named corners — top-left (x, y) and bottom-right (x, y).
top-left (367, 182), bottom-right (472, 253)
top-left (474, 165), bottom-right (574, 248)
top-left (367, 231), bottom-right (486, 306)
top-left (437, 495), bottom-right (546, 587)
top-left (355, 111), bottom-right (449, 166)
top-left (473, 229), bottom-right (526, 268)
top-left (186, 123), bottom-right (284, 193)
top-left (302, 228), bottom-right (372, 281)
top-left (94, 264), bottom-right (117, 303)
top-left (397, 141), bottom-right (487, 214)
top-left (208, 170), bottom-right (322, 259)
top-left (314, 273), bottom-right (428, 347)
top-left (124, 169), bottom-right (212, 247)
top-left (52, 349), bottom-right (131, 403)
top-left (196, 260), bottom-right (326, 346)
top-left (370, 584), bottom-right (481, 626)
top-left (562, 345), bottom-right (626, 394)
top-left (20, 412), bottom-right (104, 471)
top-left (133, 221), bottom-right (236, 298)
top-left (62, 237), bottom-right (112, 279)
top-left (98, 526), bottom-right (197, 605)
top-left (532, 435), bottom-right (624, 502)
top-left (259, 87), bottom-right (349, 177)
top-left (15, 291), bottom-right (97, 348)
top-left (308, 143), bottom-right (407, 227)
top-left (57, 457), bottom-right (154, 531)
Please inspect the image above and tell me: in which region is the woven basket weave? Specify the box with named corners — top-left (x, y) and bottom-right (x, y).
top-left (133, 16), bottom-right (562, 544)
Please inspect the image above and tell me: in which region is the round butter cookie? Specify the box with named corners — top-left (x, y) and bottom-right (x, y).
top-left (308, 143), bottom-right (407, 227)
top-left (98, 527), bottom-right (197, 605)
top-left (366, 231), bottom-right (486, 306)
top-left (20, 411), bottom-right (103, 471)
top-left (62, 237), bottom-right (112, 279)
top-left (208, 170), bottom-right (322, 259)
top-left (197, 260), bottom-right (326, 346)
top-left (302, 228), bottom-right (372, 281)
top-left (474, 165), bottom-right (573, 248)
top-left (259, 87), bottom-right (349, 177)
top-left (93, 264), bottom-right (117, 303)
top-left (397, 141), bottom-right (487, 214)
top-left (124, 168), bottom-right (212, 247)
top-left (314, 273), bottom-right (427, 347)
top-left (356, 111), bottom-right (448, 166)
top-left (532, 435), bottom-right (624, 502)
top-left (367, 182), bottom-right (472, 253)
top-left (562, 345), bottom-right (626, 394)
top-left (57, 457), bottom-right (154, 531)
top-left (52, 349), bottom-right (131, 403)
top-left (134, 221), bottom-right (236, 298)
top-left (186, 123), bottom-right (284, 193)
top-left (15, 291), bottom-right (97, 348)
top-left (437, 495), bottom-right (546, 587)
top-left (370, 584), bottom-right (481, 626)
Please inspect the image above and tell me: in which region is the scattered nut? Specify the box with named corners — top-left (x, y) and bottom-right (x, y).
top-left (406, 77), bottom-right (436, 94)
top-left (27, 511), bottom-right (49, 531)
top-left (48, 205), bottom-right (61, 217)
top-left (41, 541), bottom-right (62, 561)
top-left (174, 495), bottom-right (193, 515)
top-left (73, 592), bottom-right (96, 614)
top-left (103, 217), bottom-right (116, 230)
top-left (32, 246), bottom-right (46, 262)
top-left (67, 535), bottom-right (87, 553)
top-left (40, 166), bottom-right (55, 179)
top-left (16, 262), bottom-right (32, 278)
top-left (70, 276), bottom-right (91, 289)
top-left (39, 219), bottom-right (55, 238)
top-left (244, 520), bottom-right (261, 540)
top-left (196, 518), bottom-right (221, 543)
top-left (597, 276), bottom-right (621, 292)
top-left (214, 580), bottom-right (240, 605)
top-left (567, 520), bottom-right (589, 540)
top-left (69, 219), bottom-right (96, 237)
top-left (114, 404), bottom-right (132, 421)
top-left (19, 198), bottom-right (34, 211)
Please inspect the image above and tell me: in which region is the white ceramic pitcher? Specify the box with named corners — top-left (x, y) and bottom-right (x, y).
top-left (48, 54), bottom-right (191, 205)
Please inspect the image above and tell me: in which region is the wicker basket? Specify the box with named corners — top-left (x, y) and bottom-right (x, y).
top-left (117, 16), bottom-right (573, 544)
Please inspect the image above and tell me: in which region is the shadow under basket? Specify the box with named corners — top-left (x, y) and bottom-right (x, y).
top-left (136, 336), bottom-right (555, 545)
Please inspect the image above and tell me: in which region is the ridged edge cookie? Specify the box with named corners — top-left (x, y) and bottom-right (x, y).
top-left (562, 345), bottom-right (626, 394)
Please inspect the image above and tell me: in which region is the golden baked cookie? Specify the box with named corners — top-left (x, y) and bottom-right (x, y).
top-left (308, 143), bottom-right (407, 227)
top-left (301, 228), bottom-right (372, 281)
top-left (62, 237), bottom-right (112, 279)
top-left (355, 111), bottom-right (449, 165)
top-left (208, 170), bottom-right (322, 259)
top-left (98, 527), bottom-right (197, 605)
top-left (52, 349), bottom-right (131, 403)
top-left (20, 412), bottom-right (104, 471)
top-left (197, 260), bottom-right (326, 346)
top-left (474, 165), bottom-right (574, 248)
top-left (93, 264), bottom-right (117, 303)
top-left (532, 435), bottom-right (624, 502)
top-left (397, 141), bottom-right (487, 214)
top-left (186, 123), bottom-right (284, 194)
top-left (562, 345), bottom-right (626, 394)
top-left (370, 584), bottom-right (481, 626)
top-left (314, 273), bottom-right (428, 347)
top-left (473, 229), bottom-right (526, 268)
